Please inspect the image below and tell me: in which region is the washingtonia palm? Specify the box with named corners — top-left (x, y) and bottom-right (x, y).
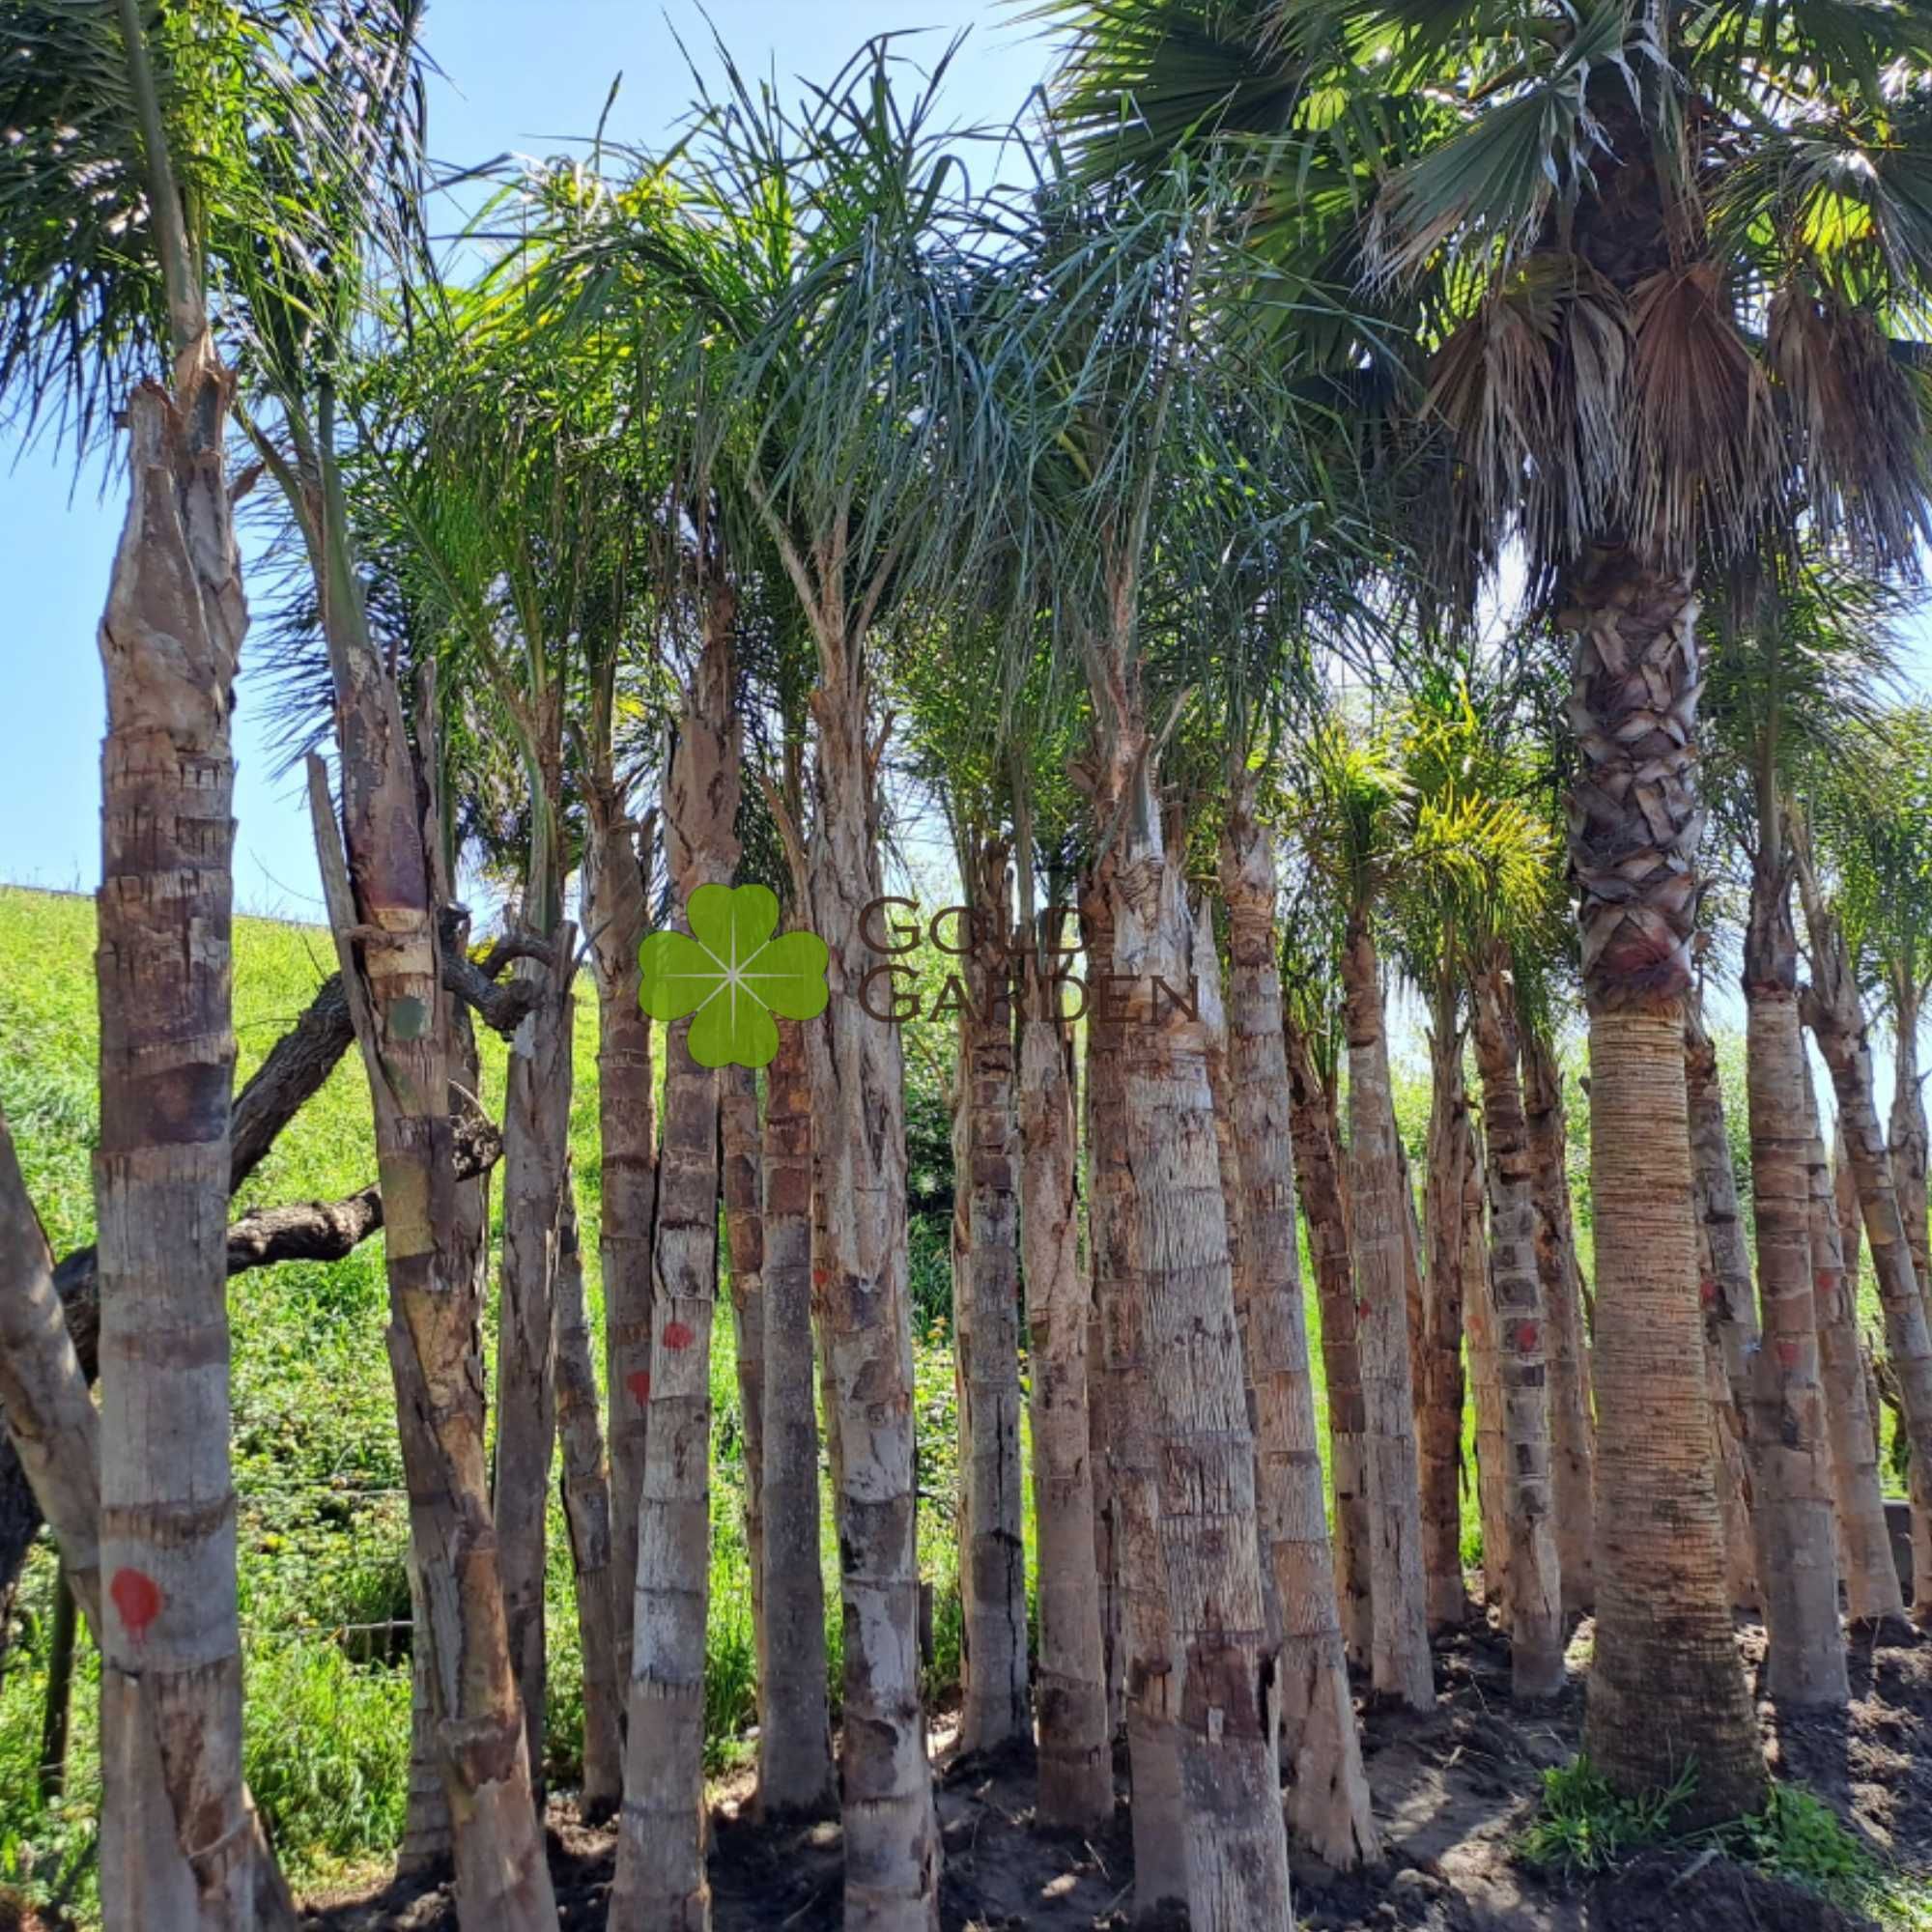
top-left (1045, 0), bottom-right (1932, 1815)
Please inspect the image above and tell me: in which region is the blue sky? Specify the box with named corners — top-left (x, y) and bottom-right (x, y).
top-left (0, 1), bottom-right (1047, 917)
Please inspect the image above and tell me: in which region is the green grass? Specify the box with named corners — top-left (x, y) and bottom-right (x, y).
top-left (1521, 1756), bottom-right (1932, 1929)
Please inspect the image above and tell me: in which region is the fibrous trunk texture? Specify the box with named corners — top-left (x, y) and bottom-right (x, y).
top-left (1104, 774), bottom-right (1291, 1928)
top-left (722, 1065), bottom-right (768, 1744)
top-left (1521, 1024), bottom-right (1594, 1614)
top-left (0, 1106), bottom-right (296, 1930)
top-left (1340, 918), bottom-right (1433, 1711)
top-left (1742, 864), bottom-right (1845, 1707)
top-left (1799, 853), bottom-right (1932, 1613)
top-left (1809, 1090), bottom-right (1904, 1623)
top-left (1222, 789), bottom-right (1377, 1868)
top-left (308, 747), bottom-right (555, 1923)
top-left (1685, 1003), bottom-right (1761, 1609)
top-left (1284, 1017), bottom-right (1371, 1669)
top-left (1081, 875), bottom-right (1186, 1912)
top-left (1018, 992), bottom-right (1111, 1833)
top-left (1469, 950), bottom-right (1565, 1700)
top-left (584, 799), bottom-right (657, 1700)
top-left (1888, 986), bottom-right (1932, 1623)
top-left (555, 1179), bottom-right (624, 1816)
top-left (755, 1020), bottom-right (836, 1817)
top-left (1564, 554), bottom-right (1766, 1823)
top-left (1463, 1139), bottom-right (1509, 1623)
top-left (94, 345), bottom-right (252, 1930)
top-left (1420, 991), bottom-right (1473, 1634)
top-left (801, 623), bottom-right (938, 1931)
top-left (614, 589), bottom-right (742, 1929)
top-left (952, 841), bottom-right (1029, 1755)
top-left (396, 996), bottom-right (491, 1879)
top-left (496, 930), bottom-right (575, 1793)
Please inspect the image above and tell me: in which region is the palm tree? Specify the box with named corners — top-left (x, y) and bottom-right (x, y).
top-left (1040, 0), bottom-right (1932, 1811)
top-left (1703, 561), bottom-right (1898, 1703)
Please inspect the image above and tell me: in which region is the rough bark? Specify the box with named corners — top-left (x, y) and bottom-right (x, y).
top-left (94, 345), bottom-right (252, 1931)
top-left (1284, 1016), bottom-right (1372, 1669)
top-left (1222, 788), bottom-right (1377, 1868)
top-left (1419, 988), bottom-right (1474, 1633)
top-left (1340, 917), bottom-right (1434, 1711)
top-left (1887, 983), bottom-right (1932, 1624)
top-left (1469, 950), bottom-right (1565, 1699)
top-left (799, 623), bottom-right (939, 1932)
top-left (722, 1065), bottom-right (768, 1747)
top-left (1081, 875), bottom-right (1186, 1913)
top-left (494, 929), bottom-right (575, 1795)
top-left (555, 1179), bottom-right (624, 1819)
top-left (1685, 1002), bottom-right (1761, 1609)
top-left (614, 586), bottom-right (742, 1930)
top-left (306, 689), bottom-right (553, 1932)
top-left (1520, 1023), bottom-right (1595, 1613)
top-left (1798, 843), bottom-right (1932, 1593)
top-left (952, 841), bottom-right (1029, 1756)
top-left (1104, 774), bottom-right (1291, 1927)
top-left (755, 1019), bottom-right (836, 1818)
top-left (1564, 554), bottom-right (1766, 1822)
top-left (1742, 861), bottom-right (1845, 1707)
top-left (1463, 1136), bottom-right (1510, 1623)
top-left (1809, 1092), bottom-right (1905, 1623)
top-left (0, 1106), bottom-right (296, 1931)
top-left (583, 798), bottom-right (657, 1706)
top-left (1018, 988), bottom-right (1111, 1833)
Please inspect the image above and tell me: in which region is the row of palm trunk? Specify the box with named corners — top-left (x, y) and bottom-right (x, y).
top-left (13, 424), bottom-right (1932, 1932)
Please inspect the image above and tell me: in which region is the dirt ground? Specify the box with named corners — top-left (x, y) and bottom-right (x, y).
top-left (302, 1616), bottom-right (1932, 1931)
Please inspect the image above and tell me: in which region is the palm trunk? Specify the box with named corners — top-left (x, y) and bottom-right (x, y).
top-left (1284, 1016), bottom-right (1372, 1667)
top-left (94, 337), bottom-right (254, 1931)
top-left (1081, 874), bottom-right (1186, 1912)
top-left (1019, 987), bottom-right (1112, 1833)
top-left (1521, 1022), bottom-right (1595, 1613)
top-left (1685, 1002), bottom-right (1761, 1609)
top-left (555, 1179), bottom-right (624, 1817)
top-left (1808, 1088), bottom-right (1905, 1623)
top-left (1340, 917), bottom-right (1433, 1711)
top-left (0, 1106), bottom-right (296, 1931)
top-left (723, 1064), bottom-right (769, 1743)
top-left (1105, 770), bottom-right (1291, 1928)
top-left (614, 586), bottom-right (742, 1927)
top-left (754, 1019), bottom-right (836, 1817)
top-left (1742, 859), bottom-right (1845, 1706)
top-left (583, 799), bottom-right (657, 1701)
top-left (806, 676), bottom-right (940, 1931)
top-left (495, 929), bottom-right (575, 1795)
top-left (1469, 949), bottom-right (1564, 1699)
top-left (1463, 1145), bottom-right (1509, 1624)
top-left (1222, 787), bottom-right (1377, 1868)
top-left (1565, 554), bottom-right (1765, 1822)
top-left (1419, 987), bottom-right (1473, 1632)
top-left (1886, 980), bottom-right (1932, 1622)
top-left (397, 995), bottom-right (490, 1877)
top-left (308, 743), bottom-right (556, 1923)
top-left (953, 841), bottom-right (1029, 1756)
top-left (1798, 840), bottom-right (1932, 1605)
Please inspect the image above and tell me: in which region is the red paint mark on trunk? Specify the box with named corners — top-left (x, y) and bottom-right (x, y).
top-left (1776, 1338), bottom-right (1801, 1370)
top-left (626, 1370), bottom-right (651, 1406)
top-left (663, 1321), bottom-right (695, 1351)
top-left (811, 1268), bottom-right (829, 1291)
top-left (110, 1568), bottom-right (163, 1642)
top-left (1515, 1321), bottom-right (1539, 1353)
top-left (1699, 1277), bottom-right (1719, 1308)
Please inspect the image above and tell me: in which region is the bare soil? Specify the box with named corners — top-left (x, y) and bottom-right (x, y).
top-left (301, 1614), bottom-right (1932, 1931)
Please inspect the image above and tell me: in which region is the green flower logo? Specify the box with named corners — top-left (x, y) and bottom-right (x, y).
top-left (638, 882), bottom-right (829, 1069)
